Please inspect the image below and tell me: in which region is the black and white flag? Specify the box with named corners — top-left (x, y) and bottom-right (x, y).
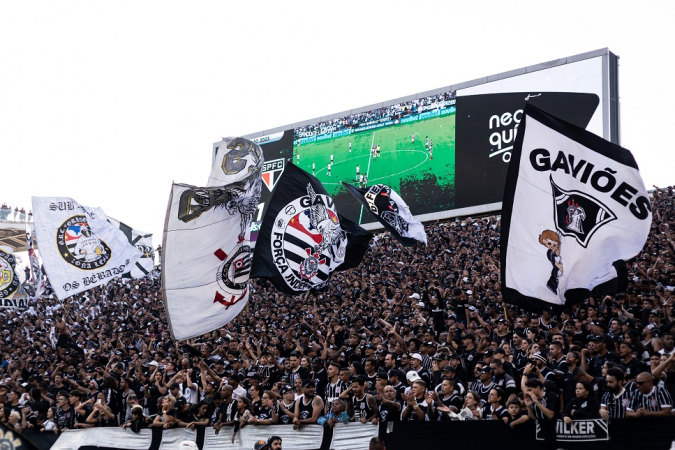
top-left (163, 137), bottom-right (263, 340)
top-left (26, 224), bottom-right (46, 297)
top-left (32, 197), bottom-right (142, 300)
top-left (500, 104), bottom-right (651, 311)
top-left (251, 163), bottom-right (372, 295)
top-left (108, 218), bottom-right (154, 279)
top-left (342, 182), bottom-right (427, 246)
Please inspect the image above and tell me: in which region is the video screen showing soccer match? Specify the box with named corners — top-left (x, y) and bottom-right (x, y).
top-left (292, 91), bottom-right (456, 224)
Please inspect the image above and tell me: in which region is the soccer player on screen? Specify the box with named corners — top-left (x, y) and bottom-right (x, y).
top-left (429, 140), bottom-right (433, 160)
top-left (411, 133), bottom-right (415, 145)
top-left (356, 165), bottom-right (360, 181)
top-left (349, 141), bottom-right (352, 153)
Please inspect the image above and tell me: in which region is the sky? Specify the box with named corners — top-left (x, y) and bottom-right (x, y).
top-left (1, 1), bottom-right (674, 242)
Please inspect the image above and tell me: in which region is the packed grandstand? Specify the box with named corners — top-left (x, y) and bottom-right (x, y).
top-left (0, 185), bottom-right (673, 444)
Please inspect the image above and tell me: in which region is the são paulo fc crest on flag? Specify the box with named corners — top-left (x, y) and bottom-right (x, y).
top-left (271, 183), bottom-right (347, 290)
top-left (550, 177), bottom-right (616, 248)
top-left (262, 158), bottom-right (285, 193)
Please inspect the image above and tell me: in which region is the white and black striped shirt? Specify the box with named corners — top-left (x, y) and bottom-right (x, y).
top-left (628, 385), bottom-right (673, 412)
top-left (600, 388), bottom-right (631, 418)
top-left (324, 380), bottom-right (348, 412)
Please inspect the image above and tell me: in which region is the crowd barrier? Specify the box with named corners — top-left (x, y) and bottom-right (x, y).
top-left (48, 422), bottom-right (377, 450)
top-left (380, 417), bottom-right (675, 450)
top-left (20, 417), bottom-right (675, 450)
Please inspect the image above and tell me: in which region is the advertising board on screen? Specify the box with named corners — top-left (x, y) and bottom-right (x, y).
top-left (216, 48), bottom-right (619, 232)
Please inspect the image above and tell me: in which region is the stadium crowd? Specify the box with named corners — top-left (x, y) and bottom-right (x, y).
top-left (0, 204), bottom-right (31, 222)
top-left (0, 185), bottom-right (674, 442)
top-left (294, 92), bottom-right (455, 138)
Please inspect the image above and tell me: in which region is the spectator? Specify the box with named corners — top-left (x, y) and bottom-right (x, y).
top-left (626, 372), bottom-right (673, 418)
top-left (317, 398), bottom-right (349, 427)
top-left (562, 380), bottom-right (600, 423)
top-left (600, 367), bottom-right (631, 419)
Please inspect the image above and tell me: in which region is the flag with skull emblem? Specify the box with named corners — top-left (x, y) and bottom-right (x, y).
top-left (342, 182), bottom-right (427, 246)
top-left (251, 163), bottom-right (372, 295)
top-left (162, 137), bottom-right (263, 340)
top-left (500, 104), bottom-right (651, 312)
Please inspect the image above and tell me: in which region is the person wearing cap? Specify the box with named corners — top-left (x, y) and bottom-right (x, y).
top-left (253, 439), bottom-right (270, 450)
top-left (292, 379), bottom-right (323, 428)
top-left (409, 353), bottom-right (431, 386)
top-left (276, 385), bottom-right (296, 425)
top-left (470, 363), bottom-right (496, 405)
top-left (589, 335), bottom-right (620, 376)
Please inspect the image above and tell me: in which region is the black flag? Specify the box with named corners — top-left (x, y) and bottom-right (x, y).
top-left (342, 182), bottom-right (427, 247)
top-left (251, 164), bottom-right (372, 295)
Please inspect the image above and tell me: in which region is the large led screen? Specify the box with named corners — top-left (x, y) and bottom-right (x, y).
top-left (234, 50), bottom-right (616, 230)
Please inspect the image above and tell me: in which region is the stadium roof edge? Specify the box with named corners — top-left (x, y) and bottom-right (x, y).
top-left (239, 48), bottom-right (612, 140)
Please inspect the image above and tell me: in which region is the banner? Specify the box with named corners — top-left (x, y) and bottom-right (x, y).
top-left (32, 197), bottom-right (142, 300)
top-left (251, 163), bottom-right (372, 295)
top-left (536, 419), bottom-right (609, 442)
top-left (108, 218), bottom-right (155, 279)
top-left (0, 245), bottom-right (25, 305)
top-left (342, 183), bottom-right (427, 246)
top-left (500, 104), bottom-right (651, 311)
top-left (163, 137), bottom-right (263, 340)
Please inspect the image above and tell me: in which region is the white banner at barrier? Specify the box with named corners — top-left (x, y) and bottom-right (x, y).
top-left (53, 428), bottom-right (153, 450)
top-left (330, 422), bottom-right (378, 450)
top-left (205, 425), bottom-right (324, 450)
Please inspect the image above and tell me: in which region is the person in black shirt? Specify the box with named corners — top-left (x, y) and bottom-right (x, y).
top-left (523, 378), bottom-right (558, 421)
top-left (376, 385), bottom-right (402, 422)
top-left (434, 378), bottom-right (463, 420)
top-left (563, 380), bottom-right (600, 423)
top-left (482, 387), bottom-right (508, 421)
top-left (293, 380), bottom-right (323, 428)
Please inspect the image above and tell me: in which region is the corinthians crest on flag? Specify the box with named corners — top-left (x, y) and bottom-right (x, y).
top-left (32, 197), bottom-right (142, 300)
top-left (251, 163), bottom-right (372, 295)
top-left (342, 182), bottom-right (427, 247)
top-left (163, 137), bottom-right (263, 340)
top-left (500, 104), bottom-right (651, 311)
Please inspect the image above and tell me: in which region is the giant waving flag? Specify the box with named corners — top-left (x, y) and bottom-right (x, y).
top-left (342, 182), bottom-right (427, 246)
top-left (32, 197), bottom-right (142, 300)
top-left (163, 137), bottom-right (263, 340)
top-left (251, 163), bottom-right (372, 295)
top-left (500, 104), bottom-right (651, 311)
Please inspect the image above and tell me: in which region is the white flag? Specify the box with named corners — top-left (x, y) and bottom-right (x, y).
top-left (163, 137), bottom-right (263, 340)
top-left (501, 104), bottom-right (651, 310)
top-left (108, 218), bottom-right (155, 279)
top-left (25, 224), bottom-right (46, 297)
top-left (32, 197), bottom-right (142, 300)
